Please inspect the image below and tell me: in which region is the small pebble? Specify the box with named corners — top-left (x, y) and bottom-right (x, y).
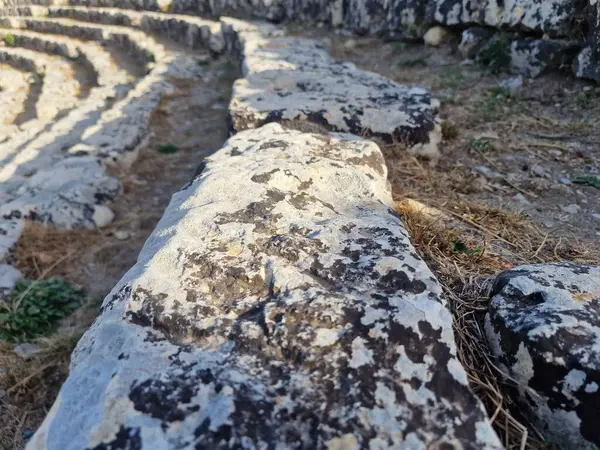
top-left (561, 204), bottom-right (581, 214)
top-left (114, 230), bottom-right (130, 241)
top-left (559, 177), bottom-right (571, 185)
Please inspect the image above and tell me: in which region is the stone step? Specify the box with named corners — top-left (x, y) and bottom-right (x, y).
top-left (223, 18), bottom-right (442, 160)
top-left (0, 60), bottom-right (30, 128)
top-left (0, 46), bottom-right (80, 123)
top-left (0, 14), bottom-right (212, 261)
top-left (27, 122), bottom-right (502, 450)
top-left (12, 5), bottom-right (225, 53)
top-left (0, 16), bottom-right (165, 67)
top-left (0, 28), bottom-right (130, 88)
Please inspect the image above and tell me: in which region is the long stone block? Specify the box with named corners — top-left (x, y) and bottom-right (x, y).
top-left (27, 123), bottom-right (501, 449)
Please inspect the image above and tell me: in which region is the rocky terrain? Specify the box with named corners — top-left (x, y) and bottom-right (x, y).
top-left (0, 1), bottom-right (598, 449)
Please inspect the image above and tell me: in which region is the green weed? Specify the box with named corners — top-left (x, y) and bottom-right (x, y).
top-left (2, 34), bottom-right (16, 47)
top-left (477, 35), bottom-right (511, 73)
top-left (468, 138), bottom-right (493, 152)
top-left (0, 279), bottom-right (84, 342)
top-left (573, 176), bottom-right (600, 190)
top-left (157, 143), bottom-right (179, 154)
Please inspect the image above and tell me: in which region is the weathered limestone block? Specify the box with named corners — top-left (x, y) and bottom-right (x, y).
top-left (573, 1), bottom-right (600, 82)
top-left (0, 64), bottom-right (28, 129)
top-left (430, 0), bottom-right (582, 37)
top-left (509, 39), bottom-right (579, 78)
top-left (485, 262), bottom-right (600, 449)
top-left (36, 6), bottom-right (225, 52)
top-left (28, 123), bottom-right (501, 450)
top-left (0, 156), bottom-right (119, 229)
top-left (0, 46), bottom-right (80, 122)
top-left (0, 16), bottom-right (162, 66)
top-left (226, 20), bottom-right (442, 159)
top-left (458, 27), bottom-right (494, 59)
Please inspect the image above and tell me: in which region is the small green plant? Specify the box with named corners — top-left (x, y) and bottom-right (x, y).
top-left (145, 51), bottom-right (156, 63)
top-left (0, 278), bottom-right (84, 342)
top-left (468, 138), bottom-right (493, 152)
top-left (391, 41), bottom-right (408, 52)
top-left (477, 35), bottom-right (511, 73)
top-left (157, 143), bottom-right (179, 154)
top-left (397, 54), bottom-right (427, 68)
top-left (573, 176), bottom-right (600, 190)
top-left (3, 33), bottom-right (16, 47)
top-left (450, 239), bottom-right (482, 255)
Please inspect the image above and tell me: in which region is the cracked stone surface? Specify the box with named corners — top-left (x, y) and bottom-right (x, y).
top-left (27, 123), bottom-right (501, 450)
top-left (485, 262), bottom-right (600, 450)
top-left (226, 19), bottom-right (442, 159)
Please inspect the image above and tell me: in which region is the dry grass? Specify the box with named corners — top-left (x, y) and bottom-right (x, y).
top-left (388, 145), bottom-right (599, 450)
top-left (1, 224), bottom-right (108, 450)
top-left (12, 223), bottom-right (106, 281)
top-left (0, 330), bottom-right (89, 450)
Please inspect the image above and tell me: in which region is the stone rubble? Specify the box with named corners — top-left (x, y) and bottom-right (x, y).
top-left (485, 262), bottom-right (600, 449)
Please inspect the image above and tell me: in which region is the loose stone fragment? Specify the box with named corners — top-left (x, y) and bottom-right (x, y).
top-left (486, 262), bottom-right (600, 449)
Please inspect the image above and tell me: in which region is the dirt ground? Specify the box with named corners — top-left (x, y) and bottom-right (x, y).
top-left (1, 26), bottom-right (599, 450)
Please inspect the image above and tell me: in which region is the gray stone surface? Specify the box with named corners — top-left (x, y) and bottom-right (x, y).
top-left (509, 39), bottom-right (578, 78)
top-left (430, 0), bottom-right (582, 37)
top-left (1, 0), bottom-right (599, 81)
top-left (0, 46), bottom-right (80, 122)
top-left (573, 2), bottom-right (600, 82)
top-left (226, 19), bottom-right (442, 159)
top-left (485, 262), bottom-right (600, 449)
top-left (27, 123), bottom-right (501, 450)
top-left (458, 27), bottom-right (493, 59)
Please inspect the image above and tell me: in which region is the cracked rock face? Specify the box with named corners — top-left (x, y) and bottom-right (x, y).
top-left (28, 123), bottom-right (500, 450)
top-left (228, 22), bottom-right (441, 159)
top-left (485, 262), bottom-right (600, 449)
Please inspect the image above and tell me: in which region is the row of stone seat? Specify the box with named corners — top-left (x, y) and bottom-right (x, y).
top-left (24, 19), bottom-right (503, 450)
top-left (0, 12), bottom-right (218, 265)
top-left (3, 0), bottom-right (599, 82)
top-left (0, 45), bottom-right (80, 123)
